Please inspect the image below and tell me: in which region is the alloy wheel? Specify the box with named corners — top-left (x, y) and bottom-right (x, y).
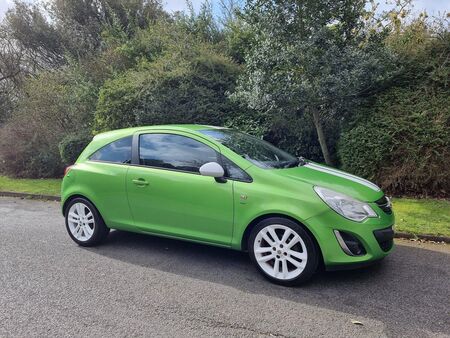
top-left (67, 202), bottom-right (95, 242)
top-left (253, 224), bottom-right (308, 280)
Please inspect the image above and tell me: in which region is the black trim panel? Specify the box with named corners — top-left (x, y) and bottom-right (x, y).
top-left (326, 258), bottom-right (384, 271)
top-left (373, 226), bottom-right (394, 252)
top-left (131, 133), bottom-right (140, 165)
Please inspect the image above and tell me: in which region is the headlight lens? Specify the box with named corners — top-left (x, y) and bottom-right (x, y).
top-left (314, 186), bottom-right (378, 222)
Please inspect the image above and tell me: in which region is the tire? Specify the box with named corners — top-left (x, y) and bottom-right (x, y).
top-left (248, 217), bottom-right (319, 286)
top-left (64, 197), bottom-right (110, 247)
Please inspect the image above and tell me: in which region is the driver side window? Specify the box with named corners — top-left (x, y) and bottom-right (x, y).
top-left (139, 133), bottom-right (218, 173)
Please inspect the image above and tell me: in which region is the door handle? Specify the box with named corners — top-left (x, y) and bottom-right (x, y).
top-left (132, 178), bottom-right (149, 186)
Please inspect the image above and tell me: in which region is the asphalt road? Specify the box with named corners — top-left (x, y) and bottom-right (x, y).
top-left (0, 197), bottom-right (449, 337)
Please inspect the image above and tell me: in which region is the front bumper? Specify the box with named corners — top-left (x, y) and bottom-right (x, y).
top-left (325, 257), bottom-right (385, 271)
top-left (304, 206), bottom-right (395, 269)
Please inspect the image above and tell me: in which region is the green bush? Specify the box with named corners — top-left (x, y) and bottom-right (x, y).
top-left (59, 133), bottom-right (92, 165)
top-left (94, 44), bottom-right (241, 132)
top-left (0, 68), bottom-right (97, 178)
top-left (338, 87), bottom-right (450, 197)
top-left (0, 119), bottom-right (64, 178)
top-left (339, 19), bottom-right (450, 197)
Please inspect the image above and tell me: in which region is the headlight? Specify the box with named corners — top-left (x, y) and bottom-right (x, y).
top-left (314, 186), bottom-right (378, 222)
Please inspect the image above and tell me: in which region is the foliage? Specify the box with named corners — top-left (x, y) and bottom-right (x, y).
top-left (0, 118), bottom-right (63, 178)
top-left (3, 1), bottom-right (66, 69)
top-left (339, 20), bottom-right (450, 197)
top-left (59, 133), bottom-right (93, 165)
top-left (94, 26), bottom-right (241, 132)
top-left (266, 114), bottom-right (340, 162)
top-left (0, 68), bottom-right (98, 177)
top-left (0, 93), bottom-right (13, 124)
top-left (226, 109), bottom-right (335, 161)
top-left (0, 0), bottom-right (168, 125)
top-left (386, 16), bottom-right (450, 88)
top-left (175, 1), bottom-right (223, 44)
top-left (3, 0), bottom-right (167, 67)
top-left (0, 2), bottom-right (245, 178)
top-left (231, 0), bottom-right (398, 165)
top-left (222, 16), bottom-right (254, 64)
top-left (0, 0), bottom-right (448, 200)
top-left (339, 85), bottom-right (449, 197)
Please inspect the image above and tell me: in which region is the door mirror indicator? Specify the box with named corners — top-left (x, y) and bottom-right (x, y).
top-left (199, 162), bottom-right (225, 178)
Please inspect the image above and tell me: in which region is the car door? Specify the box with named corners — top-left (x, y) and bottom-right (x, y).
top-left (82, 135), bottom-right (133, 229)
top-left (126, 131), bottom-right (234, 246)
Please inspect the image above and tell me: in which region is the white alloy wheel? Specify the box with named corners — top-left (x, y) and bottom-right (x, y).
top-left (253, 224), bottom-right (308, 280)
top-left (67, 202), bottom-right (95, 242)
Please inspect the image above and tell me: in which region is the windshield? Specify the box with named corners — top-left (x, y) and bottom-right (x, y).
top-left (200, 129), bottom-right (299, 169)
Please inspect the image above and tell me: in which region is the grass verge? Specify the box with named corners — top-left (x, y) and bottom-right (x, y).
top-left (0, 175), bottom-right (61, 196)
top-left (0, 175), bottom-right (448, 237)
top-left (392, 198), bottom-right (450, 237)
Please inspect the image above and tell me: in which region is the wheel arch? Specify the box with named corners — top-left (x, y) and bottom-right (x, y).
top-left (240, 213), bottom-right (324, 266)
top-left (62, 194), bottom-right (103, 220)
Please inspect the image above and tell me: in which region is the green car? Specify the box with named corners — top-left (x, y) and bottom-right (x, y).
top-left (62, 125), bottom-right (394, 285)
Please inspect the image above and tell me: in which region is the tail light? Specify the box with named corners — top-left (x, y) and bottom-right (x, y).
top-left (64, 165), bottom-right (74, 176)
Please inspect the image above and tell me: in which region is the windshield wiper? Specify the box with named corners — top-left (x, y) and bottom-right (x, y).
top-left (298, 157), bottom-right (308, 166)
top-left (283, 159), bottom-right (300, 168)
top-left (283, 157), bottom-right (308, 168)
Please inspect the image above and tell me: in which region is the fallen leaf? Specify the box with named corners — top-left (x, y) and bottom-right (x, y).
top-left (351, 320), bottom-right (364, 326)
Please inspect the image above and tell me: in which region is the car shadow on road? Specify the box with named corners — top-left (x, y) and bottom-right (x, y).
top-left (88, 230), bottom-right (450, 335)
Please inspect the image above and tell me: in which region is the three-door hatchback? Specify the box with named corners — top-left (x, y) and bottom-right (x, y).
top-left (62, 125), bottom-right (394, 285)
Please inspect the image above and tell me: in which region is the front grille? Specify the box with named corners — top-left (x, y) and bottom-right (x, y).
top-left (373, 226), bottom-right (394, 252)
top-left (375, 195), bottom-right (392, 214)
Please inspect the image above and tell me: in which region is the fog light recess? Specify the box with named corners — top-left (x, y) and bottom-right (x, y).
top-left (334, 230), bottom-right (367, 256)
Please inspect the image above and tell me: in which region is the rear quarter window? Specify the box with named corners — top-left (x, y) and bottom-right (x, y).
top-left (89, 136), bottom-right (132, 164)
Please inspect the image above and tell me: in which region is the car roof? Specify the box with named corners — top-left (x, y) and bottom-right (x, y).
top-left (78, 124), bottom-right (257, 171)
top-left (77, 124), bottom-right (229, 163)
top-left (93, 124), bottom-right (227, 140)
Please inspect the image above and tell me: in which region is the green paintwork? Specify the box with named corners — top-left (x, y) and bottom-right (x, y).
top-left (62, 124), bottom-right (394, 267)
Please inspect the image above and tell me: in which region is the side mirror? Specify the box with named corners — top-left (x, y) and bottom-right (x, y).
top-left (199, 162), bottom-right (225, 178)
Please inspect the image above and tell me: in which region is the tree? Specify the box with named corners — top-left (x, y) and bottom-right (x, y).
top-left (49, 0), bottom-right (168, 55)
top-left (0, 25), bottom-right (24, 123)
top-left (0, 0), bottom-right (168, 128)
top-left (94, 23), bottom-right (241, 132)
top-left (1, 0), bottom-right (168, 75)
top-left (338, 16), bottom-right (450, 197)
top-left (3, 1), bottom-right (69, 71)
top-left (175, 0), bottom-right (223, 44)
top-left (0, 65), bottom-right (98, 177)
top-left (231, 0), bottom-right (398, 165)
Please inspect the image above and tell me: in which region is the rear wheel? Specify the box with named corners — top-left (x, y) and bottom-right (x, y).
top-left (248, 217), bottom-right (319, 286)
top-left (65, 197), bottom-right (109, 247)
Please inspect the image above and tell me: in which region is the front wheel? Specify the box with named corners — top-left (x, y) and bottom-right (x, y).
top-left (248, 217), bottom-right (319, 286)
top-left (65, 197), bottom-right (110, 247)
